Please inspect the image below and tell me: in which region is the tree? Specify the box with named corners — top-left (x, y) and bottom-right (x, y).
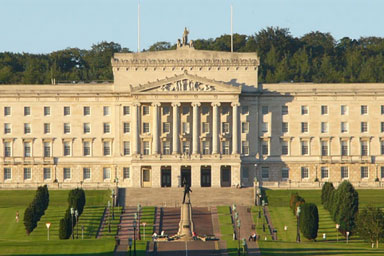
top-left (321, 182), bottom-right (334, 209)
top-left (334, 181), bottom-right (359, 235)
top-left (148, 41), bottom-right (172, 51)
top-left (290, 193), bottom-right (305, 215)
top-left (299, 203), bottom-right (319, 240)
top-left (356, 207), bottom-right (384, 248)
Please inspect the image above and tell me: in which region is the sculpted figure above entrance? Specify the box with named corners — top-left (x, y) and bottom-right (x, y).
top-left (160, 79), bottom-right (215, 92)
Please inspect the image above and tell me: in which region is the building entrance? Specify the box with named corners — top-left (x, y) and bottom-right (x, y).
top-left (221, 166), bottom-right (231, 187)
top-left (161, 167), bottom-right (171, 187)
top-left (181, 166), bottom-right (191, 187)
top-left (201, 166), bottom-right (211, 187)
top-left (142, 167), bottom-right (151, 187)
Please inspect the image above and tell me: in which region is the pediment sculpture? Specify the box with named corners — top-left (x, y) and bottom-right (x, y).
top-left (160, 79), bottom-right (215, 92)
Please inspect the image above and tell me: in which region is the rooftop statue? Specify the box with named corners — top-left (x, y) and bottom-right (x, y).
top-left (182, 27), bottom-right (189, 46)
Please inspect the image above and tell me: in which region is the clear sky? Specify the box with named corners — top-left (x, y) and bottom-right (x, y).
top-left (1, 0), bottom-right (383, 54)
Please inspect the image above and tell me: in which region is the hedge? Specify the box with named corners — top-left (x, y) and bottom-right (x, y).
top-left (299, 203), bottom-right (319, 240)
top-left (23, 185), bottom-right (50, 235)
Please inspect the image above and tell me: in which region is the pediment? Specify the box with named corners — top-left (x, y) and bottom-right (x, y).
top-left (131, 72), bottom-right (241, 94)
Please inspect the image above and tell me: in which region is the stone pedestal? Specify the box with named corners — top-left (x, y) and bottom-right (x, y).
top-left (177, 202), bottom-right (194, 240)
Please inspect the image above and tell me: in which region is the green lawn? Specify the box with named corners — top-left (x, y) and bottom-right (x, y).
top-left (253, 189), bottom-right (384, 256)
top-left (0, 189), bottom-right (127, 255)
top-left (217, 206), bottom-right (240, 256)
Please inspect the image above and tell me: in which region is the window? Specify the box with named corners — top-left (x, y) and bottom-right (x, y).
top-left (83, 106), bottom-right (90, 116)
top-left (103, 168), bottom-right (111, 180)
top-left (64, 106), bottom-right (70, 116)
top-left (381, 141), bottom-right (384, 155)
top-left (222, 141), bottom-right (230, 155)
top-left (4, 168), bottom-right (11, 180)
top-left (142, 123), bottom-right (149, 133)
top-left (103, 141), bottom-right (111, 156)
top-left (301, 141), bottom-right (309, 155)
top-left (123, 141), bottom-right (130, 156)
top-left (103, 106), bottom-right (110, 116)
top-left (4, 106), bottom-right (11, 116)
top-left (123, 167), bottom-right (130, 179)
top-left (83, 141), bottom-right (91, 156)
top-left (242, 141), bottom-right (249, 155)
top-left (64, 123), bottom-right (71, 134)
top-left (182, 141), bottom-right (190, 154)
top-left (301, 105), bottom-right (308, 115)
top-left (301, 122), bottom-right (308, 133)
top-left (381, 122), bottom-right (384, 133)
top-left (162, 106), bottom-right (169, 115)
top-left (202, 122), bottom-right (210, 133)
top-left (43, 142), bottom-right (51, 157)
top-left (143, 141), bottom-right (150, 155)
top-left (281, 106), bottom-right (288, 115)
top-left (361, 105), bottom-right (368, 115)
top-left (281, 168), bottom-right (289, 179)
top-left (282, 141), bottom-right (288, 155)
top-left (24, 106), bottom-right (30, 116)
top-left (162, 141), bottom-right (171, 155)
top-left (83, 123), bottom-right (90, 134)
top-left (321, 167), bottom-right (329, 179)
top-left (282, 122), bottom-right (288, 133)
top-left (43, 168), bottom-right (51, 180)
top-left (4, 123), bottom-right (11, 134)
top-left (24, 123), bottom-right (31, 134)
top-left (183, 106), bottom-right (190, 115)
top-left (123, 106), bottom-right (130, 115)
top-left (64, 168), bottom-right (71, 180)
top-left (242, 167), bottom-right (249, 179)
top-left (361, 141), bottom-right (368, 156)
top-left (341, 105), bottom-right (348, 115)
top-left (341, 166), bottom-right (349, 179)
top-left (262, 141), bottom-right (269, 155)
top-left (241, 122), bottom-right (249, 133)
top-left (182, 122), bottom-right (190, 134)
top-left (381, 166), bottom-right (384, 179)
top-left (361, 166), bottom-right (369, 179)
top-left (321, 141), bottom-right (328, 156)
top-left (382, 105), bottom-right (384, 115)
top-left (103, 123), bottom-right (111, 133)
top-left (143, 169), bottom-right (150, 182)
top-left (44, 106), bottom-right (50, 116)
top-left (261, 122), bottom-right (268, 133)
top-left (123, 122), bottom-right (130, 133)
top-left (4, 142), bottom-right (11, 157)
top-left (361, 122), bottom-right (368, 133)
top-left (261, 167), bottom-right (269, 179)
top-left (24, 142), bottom-right (31, 157)
top-left (341, 122), bottom-right (348, 133)
top-left (44, 123), bottom-right (50, 134)
top-left (202, 106), bottom-right (209, 115)
top-left (83, 168), bottom-right (91, 180)
top-left (222, 122), bottom-right (230, 134)
top-left (24, 168), bottom-right (31, 180)
top-left (321, 122), bottom-right (328, 133)
top-left (202, 141), bottom-right (210, 155)
top-left (341, 141), bottom-right (348, 156)
top-left (241, 106), bottom-right (249, 115)
top-left (163, 122), bottom-right (170, 133)
top-left (321, 105), bottom-right (328, 115)
top-left (262, 106), bottom-right (269, 114)
top-left (301, 167), bottom-right (309, 179)
top-left (143, 105), bottom-right (149, 115)
top-left (64, 142), bottom-right (71, 156)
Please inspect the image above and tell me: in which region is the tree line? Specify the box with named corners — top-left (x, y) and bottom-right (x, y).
top-left (1, 27), bottom-right (384, 84)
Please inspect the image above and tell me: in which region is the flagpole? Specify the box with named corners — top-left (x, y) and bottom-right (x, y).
top-left (138, 0), bottom-right (140, 52)
top-left (231, 4), bottom-right (233, 52)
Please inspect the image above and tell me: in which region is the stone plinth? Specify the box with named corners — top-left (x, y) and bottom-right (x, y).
top-left (177, 202), bottom-right (194, 240)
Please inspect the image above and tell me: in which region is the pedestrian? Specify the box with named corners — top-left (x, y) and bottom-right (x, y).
top-left (16, 211), bottom-right (19, 223)
top-left (252, 232), bottom-right (257, 241)
top-left (192, 231), bottom-right (197, 240)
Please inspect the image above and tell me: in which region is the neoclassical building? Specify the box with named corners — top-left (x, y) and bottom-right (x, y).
top-left (1, 36), bottom-right (384, 189)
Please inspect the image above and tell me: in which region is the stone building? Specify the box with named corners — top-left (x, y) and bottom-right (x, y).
top-left (1, 35), bottom-right (384, 189)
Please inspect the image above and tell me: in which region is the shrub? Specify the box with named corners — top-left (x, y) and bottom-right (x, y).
top-left (23, 185), bottom-right (49, 235)
top-left (299, 203), bottom-right (319, 240)
top-left (356, 206), bottom-right (384, 248)
top-left (321, 182), bottom-right (334, 209)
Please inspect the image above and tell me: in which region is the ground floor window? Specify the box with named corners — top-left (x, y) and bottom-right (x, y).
top-left (4, 168), bottom-right (11, 180)
top-left (301, 167), bottom-right (309, 179)
top-left (103, 168), bottom-right (111, 180)
top-left (123, 167), bottom-right (130, 179)
top-left (24, 168), bottom-right (31, 180)
top-left (381, 166), bottom-right (384, 179)
top-left (64, 168), bottom-right (71, 180)
top-left (143, 169), bottom-right (150, 182)
top-left (361, 166), bottom-right (369, 179)
top-left (321, 167), bottom-right (329, 179)
top-left (43, 168), bottom-right (51, 180)
top-left (281, 168), bottom-right (289, 179)
top-left (261, 167), bottom-right (269, 179)
top-left (83, 168), bottom-right (91, 180)
top-left (341, 166), bottom-right (349, 179)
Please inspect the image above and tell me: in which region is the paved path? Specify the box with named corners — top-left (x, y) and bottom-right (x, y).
top-left (237, 206), bottom-right (261, 256)
top-left (114, 207), bottom-right (137, 256)
top-left (192, 207), bottom-right (213, 236)
top-left (156, 241), bottom-right (221, 256)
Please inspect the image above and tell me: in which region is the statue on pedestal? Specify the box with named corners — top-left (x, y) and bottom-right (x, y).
top-left (182, 178), bottom-right (192, 204)
top-left (182, 27), bottom-right (189, 46)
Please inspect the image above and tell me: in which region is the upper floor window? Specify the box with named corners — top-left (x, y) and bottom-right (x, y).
top-left (202, 141), bottom-right (210, 155)
top-left (163, 122), bottom-right (170, 133)
top-left (4, 141), bottom-right (12, 157)
top-left (281, 141), bottom-right (288, 155)
top-left (64, 106), bottom-right (70, 116)
top-left (282, 122), bottom-right (288, 133)
top-left (381, 105), bottom-right (384, 115)
top-left (64, 123), bottom-right (71, 134)
top-left (301, 141), bottom-right (309, 155)
top-left (241, 141), bottom-right (249, 155)
top-left (182, 122), bottom-right (190, 134)
top-left (83, 123), bottom-right (91, 134)
top-left (123, 106), bottom-right (130, 115)
top-left (321, 122), bottom-right (328, 133)
top-left (341, 141), bottom-right (349, 156)
top-left (361, 122), bottom-right (368, 133)
top-left (321, 105), bottom-right (328, 115)
top-left (261, 106), bottom-right (269, 115)
top-left (44, 123), bottom-right (51, 134)
top-left (301, 105), bottom-right (308, 115)
top-left (241, 106), bottom-right (249, 115)
top-left (361, 105), bottom-right (368, 115)
top-left (123, 122), bottom-right (130, 133)
top-left (221, 106), bottom-right (229, 115)
top-left (63, 142), bottom-right (71, 156)
top-left (262, 122), bottom-right (268, 133)
top-left (183, 106), bottom-right (190, 115)
top-left (202, 106), bottom-right (210, 115)
top-left (301, 122), bottom-right (308, 133)
top-left (222, 122), bottom-right (230, 134)
top-left (143, 123), bottom-right (150, 133)
top-left (241, 122), bottom-right (249, 133)
top-left (83, 141), bottom-right (91, 156)
top-left (24, 123), bottom-right (31, 134)
top-left (24, 106), bottom-right (31, 116)
top-left (103, 123), bottom-right (111, 134)
top-left (4, 123), bottom-right (11, 134)
top-left (281, 106), bottom-right (288, 115)
top-left (143, 141), bottom-right (150, 155)
top-left (262, 141), bottom-right (269, 155)
top-left (83, 106), bottom-right (90, 116)
top-left (341, 122), bottom-right (348, 133)
top-left (24, 142), bottom-right (32, 157)
top-left (123, 141), bottom-right (131, 156)
top-left (143, 106), bottom-right (150, 115)
top-left (103, 141), bottom-right (111, 156)
top-left (341, 105), bottom-right (348, 115)
top-left (44, 106), bottom-right (50, 116)
top-left (162, 106), bottom-right (169, 115)
top-left (103, 106), bottom-right (110, 116)
top-left (4, 106), bottom-right (11, 116)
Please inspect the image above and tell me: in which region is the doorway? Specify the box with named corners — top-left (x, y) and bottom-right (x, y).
top-left (221, 166), bottom-right (231, 187)
top-left (181, 166), bottom-right (191, 187)
top-left (201, 166), bottom-right (211, 187)
top-left (141, 167), bottom-right (151, 187)
top-left (161, 167), bottom-right (171, 187)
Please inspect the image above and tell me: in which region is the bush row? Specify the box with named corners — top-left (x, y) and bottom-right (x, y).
top-left (321, 181), bottom-right (359, 236)
top-left (59, 188), bottom-right (86, 239)
top-left (23, 185), bottom-right (49, 235)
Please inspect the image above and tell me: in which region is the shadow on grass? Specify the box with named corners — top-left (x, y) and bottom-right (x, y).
top-left (260, 246), bottom-right (384, 256)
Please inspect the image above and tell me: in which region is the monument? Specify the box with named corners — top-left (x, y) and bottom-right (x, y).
top-left (177, 179), bottom-right (194, 240)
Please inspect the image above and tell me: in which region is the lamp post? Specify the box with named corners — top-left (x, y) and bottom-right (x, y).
top-left (108, 201), bottom-right (111, 233)
top-left (346, 231), bottom-right (350, 244)
top-left (75, 209), bottom-right (79, 239)
top-left (81, 225), bottom-right (84, 240)
top-left (133, 220), bottom-right (137, 256)
top-left (112, 190), bottom-right (115, 220)
top-left (137, 204), bottom-right (142, 240)
top-left (336, 224), bottom-right (340, 242)
top-left (70, 207), bottom-right (75, 240)
top-left (128, 238), bottom-right (132, 256)
top-left (237, 219), bottom-right (241, 256)
top-left (296, 206), bottom-right (301, 243)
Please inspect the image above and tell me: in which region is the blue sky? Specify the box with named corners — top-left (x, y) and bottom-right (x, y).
top-left (1, 0), bottom-right (383, 53)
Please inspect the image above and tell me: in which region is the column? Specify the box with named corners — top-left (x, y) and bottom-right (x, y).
top-left (231, 102), bottom-right (240, 154)
top-left (152, 103), bottom-right (160, 154)
top-left (172, 103), bottom-right (181, 154)
top-left (211, 102), bottom-right (220, 154)
top-left (192, 102), bottom-right (201, 154)
top-left (132, 103), bottom-right (140, 155)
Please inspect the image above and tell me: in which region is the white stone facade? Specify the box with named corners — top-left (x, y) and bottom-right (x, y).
top-left (1, 44), bottom-right (384, 189)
